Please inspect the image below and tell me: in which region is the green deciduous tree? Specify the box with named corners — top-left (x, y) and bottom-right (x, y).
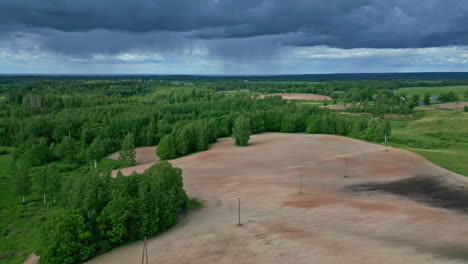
top-left (97, 188), bottom-right (136, 250)
top-left (40, 210), bottom-right (94, 264)
top-left (119, 133), bottom-right (136, 165)
top-left (157, 135), bottom-right (177, 160)
top-left (232, 115), bottom-right (251, 146)
top-left (146, 116), bottom-right (158, 145)
top-left (56, 136), bottom-right (78, 164)
top-left (13, 163), bottom-right (31, 203)
top-left (423, 92), bottom-right (431, 105)
top-left (34, 166), bottom-right (48, 205)
top-left (88, 137), bottom-right (106, 162)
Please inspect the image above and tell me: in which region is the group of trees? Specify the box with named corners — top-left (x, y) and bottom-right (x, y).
top-left (438, 91), bottom-right (459, 102)
top-left (232, 115), bottom-right (251, 146)
top-left (340, 89), bottom-right (414, 116)
top-left (156, 102), bottom-right (391, 160)
top-left (40, 162), bottom-right (189, 264)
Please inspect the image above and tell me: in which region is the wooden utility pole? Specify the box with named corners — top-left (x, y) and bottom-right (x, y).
top-left (238, 198), bottom-right (241, 226)
top-left (344, 159), bottom-right (348, 178)
top-left (300, 172), bottom-right (303, 194)
top-left (141, 236), bottom-right (148, 264)
top-left (385, 133), bottom-right (388, 152)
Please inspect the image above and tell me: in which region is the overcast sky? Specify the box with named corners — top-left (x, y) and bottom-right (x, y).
top-left (1, 0), bottom-right (468, 74)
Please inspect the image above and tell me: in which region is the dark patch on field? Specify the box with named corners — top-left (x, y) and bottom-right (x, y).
top-left (372, 235), bottom-right (468, 262)
top-left (434, 245), bottom-right (468, 261)
top-left (347, 176), bottom-right (468, 213)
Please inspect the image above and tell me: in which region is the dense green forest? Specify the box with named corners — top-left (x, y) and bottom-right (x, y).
top-left (0, 76), bottom-right (466, 263)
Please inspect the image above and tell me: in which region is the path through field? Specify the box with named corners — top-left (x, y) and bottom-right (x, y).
top-left (258, 93), bottom-right (332, 101)
top-left (91, 133), bottom-right (468, 264)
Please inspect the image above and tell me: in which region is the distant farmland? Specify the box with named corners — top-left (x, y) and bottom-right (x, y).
top-left (396, 86), bottom-right (468, 99)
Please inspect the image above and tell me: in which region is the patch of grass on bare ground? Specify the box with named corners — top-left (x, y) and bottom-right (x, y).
top-left (390, 110), bottom-right (468, 176)
top-left (0, 154), bottom-right (49, 264)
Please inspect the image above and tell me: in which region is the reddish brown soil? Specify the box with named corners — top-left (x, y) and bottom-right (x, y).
top-left (108, 147), bottom-right (158, 176)
top-left (259, 93), bottom-right (332, 101)
top-left (437, 101), bottom-right (468, 111)
top-left (91, 133), bottom-right (468, 264)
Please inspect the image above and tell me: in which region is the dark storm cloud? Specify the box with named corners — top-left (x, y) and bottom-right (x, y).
top-left (1, 0), bottom-right (468, 58)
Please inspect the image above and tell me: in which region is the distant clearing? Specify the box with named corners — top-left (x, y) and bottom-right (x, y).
top-left (259, 93), bottom-right (332, 101)
top-left (107, 146), bottom-right (158, 165)
top-left (320, 104), bottom-right (352, 110)
top-left (397, 86), bottom-right (468, 99)
top-left (417, 101), bottom-right (468, 111)
top-left (95, 133), bottom-right (468, 264)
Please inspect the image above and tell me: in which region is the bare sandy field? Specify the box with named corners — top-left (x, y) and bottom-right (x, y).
top-left (108, 147), bottom-right (158, 176)
top-left (259, 93), bottom-right (332, 101)
top-left (92, 133), bottom-right (468, 264)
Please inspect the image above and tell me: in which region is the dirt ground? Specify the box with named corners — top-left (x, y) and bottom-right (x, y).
top-left (109, 146), bottom-right (158, 177)
top-left (22, 253), bottom-right (39, 264)
top-left (437, 101), bottom-right (468, 111)
top-left (259, 93), bottom-right (332, 101)
top-left (91, 133), bottom-right (468, 264)
top-left (108, 146), bottom-right (158, 165)
top-left (418, 101), bottom-right (468, 111)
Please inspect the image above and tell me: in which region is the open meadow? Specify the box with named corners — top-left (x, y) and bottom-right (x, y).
top-left (390, 110), bottom-right (468, 176)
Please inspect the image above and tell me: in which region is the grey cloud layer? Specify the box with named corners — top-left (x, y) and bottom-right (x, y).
top-left (1, 0), bottom-right (468, 60)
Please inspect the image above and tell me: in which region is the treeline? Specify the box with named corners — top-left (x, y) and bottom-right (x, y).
top-left (342, 89), bottom-right (415, 116)
top-left (41, 162), bottom-right (189, 264)
top-left (0, 85), bottom-right (394, 168)
top-left (157, 104), bottom-right (391, 160)
top-left (438, 91), bottom-right (459, 102)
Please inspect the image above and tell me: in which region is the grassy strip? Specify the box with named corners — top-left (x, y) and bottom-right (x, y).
top-left (390, 109), bottom-right (468, 176)
top-left (0, 154), bottom-right (45, 264)
top-left (396, 86), bottom-right (468, 99)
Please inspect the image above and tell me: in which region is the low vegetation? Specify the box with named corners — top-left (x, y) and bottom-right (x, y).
top-left (390, 110), bottom-right (468, 175)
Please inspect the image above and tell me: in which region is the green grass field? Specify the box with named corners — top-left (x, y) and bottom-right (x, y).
top-left (0, 154), bottom-right (44, 264)
top-left (390, 109), bottom-right (468, 176)
top-left (396, 86), bottom-right (468, 99)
